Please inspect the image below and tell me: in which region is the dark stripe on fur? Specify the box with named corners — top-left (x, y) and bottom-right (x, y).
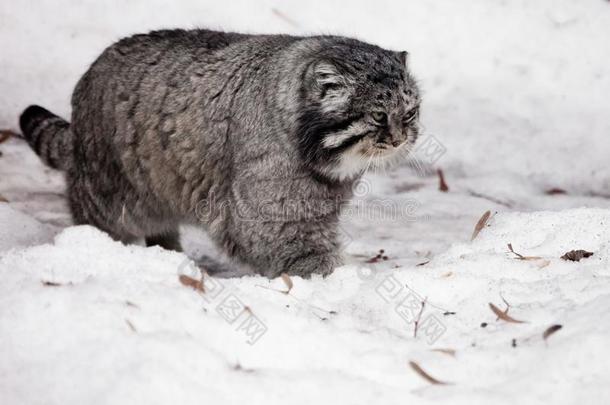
top-left (296, 108), bottom-right (364, 166)
top-left (328, 130), bottom-right (374, 153)
top-left (19, 105), bottom-right (72, 170)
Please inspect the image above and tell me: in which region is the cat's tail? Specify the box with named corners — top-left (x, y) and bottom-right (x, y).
top-left (19, 105), bottom-right (73, 171)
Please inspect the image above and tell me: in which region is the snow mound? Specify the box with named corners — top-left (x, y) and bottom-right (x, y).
top-left (446, 207), bottom-right (610, 259)
top-left (1, 210), bottom-right (609, 404)
top-left (0, 203), bottom-right (55, 252)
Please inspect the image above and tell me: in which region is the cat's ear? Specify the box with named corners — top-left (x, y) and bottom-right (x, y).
top-left (397, 51), bottom-right (409, 66)
top-left (309, 59), bottom-right (351, 101)
top-left (313, 60), bottom-right (344, 87)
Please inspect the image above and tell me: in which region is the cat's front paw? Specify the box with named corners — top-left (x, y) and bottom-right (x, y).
top-left (283, 252), bottom-right (341, 279)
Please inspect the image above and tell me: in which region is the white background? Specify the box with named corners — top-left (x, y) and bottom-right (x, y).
top-left (1, 1), bottom-right (610, 404)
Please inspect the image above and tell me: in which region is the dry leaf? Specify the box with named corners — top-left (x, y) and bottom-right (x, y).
top-left (545, 188), bottom-right (567, 195)
top-left (280, 273), bottom-right (293, 294)
top-left (489, 302), bottom-right (526, 324)
top-left (440, 271), bottom-right (453, 278)
top-left (125, 319), bottom-right (137, 332)
top-left (471, 210), bottom-right (491, 241)
top-left (416, 260), bottom-right (430, 267)
top-left (408, 361), bottom-right (449, 385)
top-left (561, 250), bottom-right (593, 262)
top-left (179, 274), bottom-right (204, 292)
top-left (543, 324), bottom-right (563, 340)
top-left (431, 348), bottom-right (456, 357)
top-left (271, 8), bottom-right (300, 28)
top-left (365, 256), bottom-right (380, 263)
top-left (0, 130), bottom-right (17, 144)
top-left (41, 280), bottom-right (62, 287)
top-left (437, 169), bottom-right (449, 192)
top-left (0, 195), bottom-right (8, 203)
top-left (395, 182), bottom-right (425, 193)
top-left (507, 243), bottom-right (542, 261)
top-left (232, 363), bottom-right (255, 373)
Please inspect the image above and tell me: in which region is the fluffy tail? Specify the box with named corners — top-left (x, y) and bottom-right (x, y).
top-left (19, 105), bottom-right (73, 170)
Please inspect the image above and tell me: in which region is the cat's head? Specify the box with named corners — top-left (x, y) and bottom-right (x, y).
top-left (296, 39), bottom-right (421, 181)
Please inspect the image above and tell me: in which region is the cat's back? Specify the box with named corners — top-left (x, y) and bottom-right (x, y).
top-left (112, 28), bottom-right (250, 60)
top-left (74, 29), bottom-right (250, 93)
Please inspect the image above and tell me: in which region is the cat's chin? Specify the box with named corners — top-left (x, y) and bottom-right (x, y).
top-left (322, 147), bottom-right (407, 182)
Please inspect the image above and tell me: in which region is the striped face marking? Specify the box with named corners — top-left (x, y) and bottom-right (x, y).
top-left (296, 45), bottom-right (421, 181)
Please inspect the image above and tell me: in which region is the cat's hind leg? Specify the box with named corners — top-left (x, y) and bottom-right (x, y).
top-left (145, 229), bottom-right (182, 252)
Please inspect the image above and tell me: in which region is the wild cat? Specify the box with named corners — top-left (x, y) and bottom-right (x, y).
top-left (19, 29), bottom-right (421, 278)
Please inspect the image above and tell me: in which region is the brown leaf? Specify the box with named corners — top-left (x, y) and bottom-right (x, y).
top-left (431, 348), bottom-right (456, 357)
top-left (408, 361), bottom-right (449, 385)
top-left (437, 169), bottom-right (449, 192)
top-left (179, 274), bottom-right (204, 292)
top-left (543, 324), bottom-right (563, 340)
top-left (561, 250), bottom-right (593, 262)
top-left (545, 188), bottom-right (567, 195)
top-left (507, 243), bottom-right (542, 261)
top-left (489, 302), bottom-right (526, 324)
top-left (281, 273), bottom-right (293, 294)
top-left (0, 195), bottom-right (8, 203)
top-left (0, 130), bottom-right (17, 144)
top-left (471, 210), bottom-right (491, 241)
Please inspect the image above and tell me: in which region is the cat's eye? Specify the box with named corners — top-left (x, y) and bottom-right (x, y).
top-left (371, 111), bottom-right (387, 125)
top-left (403, 107), bottom-right (419, 124)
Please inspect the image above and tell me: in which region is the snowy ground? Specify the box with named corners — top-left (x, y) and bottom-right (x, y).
top-left (1, 1), bottom-right (610, 404)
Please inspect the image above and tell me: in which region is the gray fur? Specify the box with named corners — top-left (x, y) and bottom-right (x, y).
top-left (19, 29), bottom-right (421, 278)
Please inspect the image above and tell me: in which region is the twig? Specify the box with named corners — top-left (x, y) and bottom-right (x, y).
top-left (507, 243), bottom-right (542, 260)
top-left (468, 190), bottom-right (512, 208)
top-left (404, 283), bottom-right (453, 314)
top-left (413, 299), bottom-right (427, 338)
top-left (489, 302), bottom-right (526, 324)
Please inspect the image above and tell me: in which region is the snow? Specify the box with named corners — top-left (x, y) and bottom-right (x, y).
top-left (1, 0), bottom-right (610, 404)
